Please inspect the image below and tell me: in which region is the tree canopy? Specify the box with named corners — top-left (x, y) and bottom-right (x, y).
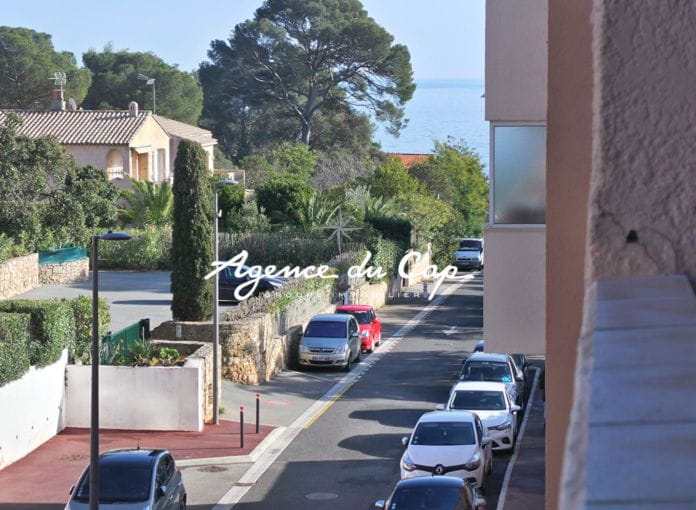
top-left (82, 48), bottom-right (203, 124)
top-left (199, 0), bottom-right (415, 157)
top-left (0, 26), bottom-right (91, 109)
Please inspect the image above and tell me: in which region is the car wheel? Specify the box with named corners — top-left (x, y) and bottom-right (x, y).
top-left (343, 353), bottom-right (352, 372)
top-left (367, 339), bottom-right (374, 353)
top-left (180, 496), bottom-right (187, 510)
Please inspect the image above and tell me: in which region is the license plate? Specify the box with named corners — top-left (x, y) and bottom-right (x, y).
top-left (312, 355), bottom-right (330, 361)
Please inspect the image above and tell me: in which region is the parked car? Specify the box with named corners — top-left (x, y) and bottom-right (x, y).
top-left (452, 238), bottom-right (484, 271)
top-left (298, 314), bottom-right (361, 371)
top-left (335, 304), bottom-right (382, 352)
top-left (218, 266), bottom-right (283, 302)
top-left (469, 341), bottom-right (532, 403)
top-left (442, 381), bottom-right (522, 450)
top-left (373, 476), bottom-right (484, 510)
top-left (66, 449), bottom-right (186, 509)
top-left (459, 352), bottom-right (525, 408)
top-left (473, 339), bottom-right (484, 353)
top-left (400, 411), bottom-right (492, 493)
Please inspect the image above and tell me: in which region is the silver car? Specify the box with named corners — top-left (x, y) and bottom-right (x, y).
top-left (66, 449), bottom-right (186, 509)
top-left (298, 313), bottom-right (361, 371)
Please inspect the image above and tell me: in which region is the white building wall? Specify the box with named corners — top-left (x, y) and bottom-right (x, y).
top-left (0, 350), bottom-right (67, 469)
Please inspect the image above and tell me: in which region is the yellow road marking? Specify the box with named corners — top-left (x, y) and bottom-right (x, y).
top-left (303, 376), bottom-right (360, 429)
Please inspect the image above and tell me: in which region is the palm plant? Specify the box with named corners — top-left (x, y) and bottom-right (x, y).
top-left (364, 195), bottom-right (398, 218)
top-left (119, 177), bottom-right (173, 227)
top-left (293, 191), bottom-right (340, 233)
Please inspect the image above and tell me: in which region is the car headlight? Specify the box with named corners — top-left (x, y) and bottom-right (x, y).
top-left (401, 452), bottom-right (416, 472)
top-left (360, 330), bottom-right (370, 338)
top-left (335, 344), bottom-right (347, 354)
top-left (491, 419), bottom-right (512, 431)
top-left (463, 453), bottom-right (481, 471)
top-left (299, 344), bottom-right (309, 353)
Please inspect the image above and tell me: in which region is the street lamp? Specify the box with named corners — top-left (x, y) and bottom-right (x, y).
top-left (90, 231), bottom-right (131, 510)
top-left (136, 73), bottom-right (156, 114)
top-left (212, 179), bottom-right (237, 425)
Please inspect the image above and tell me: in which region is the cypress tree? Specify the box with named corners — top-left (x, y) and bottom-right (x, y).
top-left (171, 140), bottom-right (213, 320)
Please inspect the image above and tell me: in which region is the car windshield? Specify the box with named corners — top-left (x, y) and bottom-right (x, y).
top-left (451, 390), bottom-right (506, 411)
top-left (459, 240), bottom-right (482, 250)
top-left (336, 310), bottom-right (371, 325)
top-left (389, 486), bottom-right (462, 510)
top-left (74, 464), bottom-right (152, 503)
top-left (411, 422), bottom-right (475, 446)
top-left (461, 361), bottom-right (513, 383)
top-left (304, 320), bottom-right (346, 338)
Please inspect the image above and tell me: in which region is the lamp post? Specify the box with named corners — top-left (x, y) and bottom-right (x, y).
top-left (212, 179), bottom-right (237, 425)
top-left (90, 231), bottom-right (131, 510)
top-left (136, 73), bottom-right (156, 114)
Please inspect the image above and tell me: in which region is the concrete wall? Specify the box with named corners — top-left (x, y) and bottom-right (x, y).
top-left (0, 253), bottom-right (39, 300)
top-left (0, 350), bottom-right (67, 469)
top-left (486, 0), bottom-right (548, 122)
top-left (483, 227), bottom-right (546, 354)
top-left (546, 0), bottom-right (593, 507)
top-left (39, 257), bottom-right (89, 285)
top-left (130, 115), bottom-right (170, 181)
top-left (65, 363), bottom-right (203, 431)
top-left (66, 144), bottom-right (131, 177)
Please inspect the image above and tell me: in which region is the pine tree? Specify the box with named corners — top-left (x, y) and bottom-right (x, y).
top-left (171, 141), bottom-right (213, 320)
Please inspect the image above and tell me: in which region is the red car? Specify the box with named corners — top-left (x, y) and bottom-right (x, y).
top-left (335, 304), bottom-right (382, 352)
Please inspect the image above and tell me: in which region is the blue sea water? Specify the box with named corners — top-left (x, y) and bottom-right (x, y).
top-left (373, 79), bottom-right (489, 171)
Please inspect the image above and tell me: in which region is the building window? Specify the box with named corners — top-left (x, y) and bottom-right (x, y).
top-left (492, 125), bottom-right (546, 224)
top-left (105, 149), bottom-right (124, 180)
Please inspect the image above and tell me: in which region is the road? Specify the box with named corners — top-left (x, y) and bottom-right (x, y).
top-left (230, 275), bottom-right (513, 509)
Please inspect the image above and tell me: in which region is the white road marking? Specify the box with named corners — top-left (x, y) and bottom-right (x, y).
top-left (495, 367), bottom-right (541, 510)
top-left (442, 325), bottom-right (458, 336)
top-left (213, 276), bottom-right (476, 509)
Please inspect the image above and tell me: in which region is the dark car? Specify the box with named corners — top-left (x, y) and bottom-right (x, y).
top-left (374, 476), bottom-right (483, 510)
top-left (460, 352), bottom-right (526, 409)
top-left (66, 449), bottom-right (186, 509)
top-left (218, 266), bottom-right (283, 302)
top-left (470, 341), bottom-right (532, 404)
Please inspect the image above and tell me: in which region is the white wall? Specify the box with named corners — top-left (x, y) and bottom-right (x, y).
top-left (486, 0), bottom-right (548, 122)
top-left (0, 350), bottom-right (67, 469)
top-left (65, 364), bottom-right (203, 432)
top-left (483, 227), bottom-right (546, 354)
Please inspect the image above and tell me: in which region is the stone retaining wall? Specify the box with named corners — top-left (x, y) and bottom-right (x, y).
top-left (39, 257), bottom-right (89, 285)
top-left (0, 254), bottom-right (39, 300)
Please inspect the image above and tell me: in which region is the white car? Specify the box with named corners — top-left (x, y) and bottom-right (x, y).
top-left (400, 411), bottom-right (492, 492)
top-left (443, 381), bottom-right (521, 451)
top-left (459, 352), bottom-right (525, 407)
top-left (453, 238), bottom-right (484, 271)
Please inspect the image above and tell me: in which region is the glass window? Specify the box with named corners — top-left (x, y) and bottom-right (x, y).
top-left (75, 465), bottom-right (152, 503)
top-left (493, 125), bottom-right (546, 224)
top-left (388, 487), bottom-right (463, 510)
top-left (459, 240), bottom-right (482, 250)
top-left (451, 390), bottom-right (506, 411)
top-left (460, 361), bottom-right (513, 383)
top-left (336, 310), bottom-right (372, 325)
top-left (411, 422), bottom-right (475, 446)
top-left (304, 320), bottom-right (346, 338)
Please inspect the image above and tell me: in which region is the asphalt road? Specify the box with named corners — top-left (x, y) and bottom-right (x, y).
top-left (231, 275), bottom-right (513, 510)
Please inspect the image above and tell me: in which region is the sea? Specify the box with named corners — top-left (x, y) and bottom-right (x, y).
top-left (373, 79), bottom-right (489, 171)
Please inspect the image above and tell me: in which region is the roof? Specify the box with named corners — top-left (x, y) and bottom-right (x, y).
top-left (396, 476), bottom-right (465, 489)
top-left (100, 449), bottom-right (164, 467)
top-left (418, 410), bottom-right (476, 423)
top-left (0, 109), bottom-right (151, 145)
top-left (310, 313), bottom-right (352, 323)
top-left (154, 114), bottom-right (217, 146)
top-left (450, 381), bottom-right (509, 393)
top-left (389, 152), bottom-right (430, 168)
top-left (335, 305), bottom-right (373, 312)
top-left (466, 352), bottom-right (510, 363)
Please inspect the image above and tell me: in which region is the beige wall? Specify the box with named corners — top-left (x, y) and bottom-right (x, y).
top-left (66, 144), bottom-right (131, 176)
top-left (486, 0), bottom-right (548, 122)
top-left (168, 137), bottom-right (215, 174)
top-left (130, 115), bottom-right (170, 181)
top-left (546, 0), bottom-right (593, 508)
top-left (483, 227), bottom-right (546, 354)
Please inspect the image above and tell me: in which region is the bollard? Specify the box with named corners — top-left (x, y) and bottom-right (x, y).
top-left (240, 406), bottom-right (245, 449)
top-left (255, 394), bottom-right (260, 434)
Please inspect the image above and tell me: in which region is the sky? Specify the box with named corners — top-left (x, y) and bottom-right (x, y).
top-left (0, 0), bottom-right (485, 81)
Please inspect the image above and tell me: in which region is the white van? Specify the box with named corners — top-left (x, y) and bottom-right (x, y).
top-left (453, 238), bottom-right (484, 270)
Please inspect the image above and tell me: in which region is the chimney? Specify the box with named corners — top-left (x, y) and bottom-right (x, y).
top-left (128, 101), bottom-right (139, 117)
top-left (50, 89), bottom-right (65, 111)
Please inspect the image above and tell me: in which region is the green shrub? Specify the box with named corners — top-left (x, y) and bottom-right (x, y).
top-left (70, 296), bottom-right (110, 362)
top-left (255, 174), bottom-right (313, 222)
top-left (365, 214), bottom-right (412, 248)
top-left (368, 237), bottom-right (403, 281)
top-left (0, 313), bottom-right (31, 386)
top-left (0, 300), bottom-right (75, 367)
top-left (96, 226), bottom-right (172, 270)
top-left (0, 233), bottom-right (30, 264)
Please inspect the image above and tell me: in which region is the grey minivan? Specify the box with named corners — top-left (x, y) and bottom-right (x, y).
top-left (299, 313), bottom-right (361, 371)
top-left (66, 449), bottom-right (186, 510)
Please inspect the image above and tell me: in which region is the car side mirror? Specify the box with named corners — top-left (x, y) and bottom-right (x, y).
top-left (435, 403), bottom-right (445, 411)
top-left (401, 435), bottom-right (410, 446)
top-left (157, 485), bottom-right (167, 499)
top-left (351, 332), bottom-right (359, 338)
top-left (515, 375), bottom-right (524, 382)
top-left (511, 404), bottom-right (522, 413)
top-left (374, 501), bottom-right (386, 510)
top-left (481, 436), bottom-right (492, 446)
top-left (461, 359), bottom-right (467, 365)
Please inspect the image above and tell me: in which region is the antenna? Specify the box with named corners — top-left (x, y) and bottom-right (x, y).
top-left (48, 72), bottom-right (67, 93)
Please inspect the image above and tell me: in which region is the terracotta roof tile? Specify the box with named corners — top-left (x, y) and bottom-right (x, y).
top-left (153, 115), bottom-right (217, 146)
top-left (389, 152), bottom-right (431, 168)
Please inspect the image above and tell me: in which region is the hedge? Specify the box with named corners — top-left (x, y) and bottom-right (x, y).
top-left (365, 214), bottom-right (412, 249)
top-left (368, 237), bottom-right (403, 281)
top-left (70, 296), bottom-right (110, 362)
top-left (0, 313), bottom-right (31, 386)
top-left (0, 300), bottom-right (75, 367)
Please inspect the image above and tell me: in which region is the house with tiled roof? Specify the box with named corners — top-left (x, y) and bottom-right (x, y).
top-left (0, 99), bottom-right (217, 183)
top-left (389, 152), bottom-right (431, 168)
